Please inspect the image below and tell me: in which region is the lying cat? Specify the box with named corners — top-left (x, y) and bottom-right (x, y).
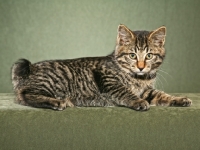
top-left (11, 24), bottom-right (192, 111)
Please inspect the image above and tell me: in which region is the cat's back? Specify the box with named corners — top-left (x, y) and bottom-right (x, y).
top-left (32, 56), bottom-right (113, 74)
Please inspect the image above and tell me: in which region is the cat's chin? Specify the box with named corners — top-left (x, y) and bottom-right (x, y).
top-left (136, 72), bottom-right (145, 76)
top-left (129, 71), bottom-right (147, 77)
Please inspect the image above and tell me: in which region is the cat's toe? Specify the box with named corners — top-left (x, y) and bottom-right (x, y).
top-left (182, 98), bottom-right (192, 107)
top-left (171, 97), bottom-right (192, 107)
top-left (131, 100), bottom-right (150, 111)
top-left (53, 98), bottom-right (74, 110)
top-left (52, 106), bottom-right (66, 111)
top-left (52, 101), bottom-right (67, 111)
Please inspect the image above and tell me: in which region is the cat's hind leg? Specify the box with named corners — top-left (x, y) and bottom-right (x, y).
top-left (16, 91), bottom-right (74, 110)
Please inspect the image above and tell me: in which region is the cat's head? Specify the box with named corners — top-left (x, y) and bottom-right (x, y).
top-left (114, 24), bottom-right (166, 79)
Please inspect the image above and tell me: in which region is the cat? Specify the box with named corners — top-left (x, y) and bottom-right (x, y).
top-left (11, 24), bottom-right (192, 111)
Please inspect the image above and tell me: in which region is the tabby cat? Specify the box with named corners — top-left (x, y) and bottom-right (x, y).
top-left (11, 24), bottom-right (192, 111)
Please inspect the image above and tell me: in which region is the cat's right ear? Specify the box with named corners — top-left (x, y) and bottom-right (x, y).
top-left (117, 24), bottom-right (135, 45)
top-left (148, 26), bottom-right (166, 47)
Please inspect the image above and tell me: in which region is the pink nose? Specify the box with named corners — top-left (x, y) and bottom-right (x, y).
top-left (137, 61), bottom-right (145, 71)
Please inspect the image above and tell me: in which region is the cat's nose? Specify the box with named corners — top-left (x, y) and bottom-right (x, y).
top-left (138, 67), bottom-right (144, 71)
top-left (137, 61), bottom-right (145, 71)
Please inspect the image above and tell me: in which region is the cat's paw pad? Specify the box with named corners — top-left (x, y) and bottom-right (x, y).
top-left (131, 100), bottom-right (150, 111)
top-left (171, 97), bottom-right (192, 107)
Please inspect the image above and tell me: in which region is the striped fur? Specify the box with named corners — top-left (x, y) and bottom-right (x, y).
top-left (11, 24), bottom-right (192, 111)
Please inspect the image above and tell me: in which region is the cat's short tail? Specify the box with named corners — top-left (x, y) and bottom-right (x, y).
top-left (11, 59), bottom-right (31, 89)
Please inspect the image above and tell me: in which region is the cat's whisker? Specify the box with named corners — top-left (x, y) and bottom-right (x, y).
top-left (158, 68), bottom-right (173, 79)
top-left (157, 72), bottom-right (168, 85)
top-left (155, 76), bottom-right (164, 91)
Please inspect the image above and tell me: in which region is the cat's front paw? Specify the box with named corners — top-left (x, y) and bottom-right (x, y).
top-left (171, 97), bottom-right (192, 107)
top-left (131, 100), bottom-right (150, 111)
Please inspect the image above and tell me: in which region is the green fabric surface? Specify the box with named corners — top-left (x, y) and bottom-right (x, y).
top-left (0, 93), bottom-right (200, 150)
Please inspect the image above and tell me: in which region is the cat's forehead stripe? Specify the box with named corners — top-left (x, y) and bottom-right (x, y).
top-left (133, 31), bottom-right (150, 50)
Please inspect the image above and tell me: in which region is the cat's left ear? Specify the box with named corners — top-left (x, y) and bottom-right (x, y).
top-left (148, 26), bottom-right (166, 47)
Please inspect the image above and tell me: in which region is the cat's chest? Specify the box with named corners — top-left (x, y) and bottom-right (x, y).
top-left (128, 79), bottom-right (154, 97)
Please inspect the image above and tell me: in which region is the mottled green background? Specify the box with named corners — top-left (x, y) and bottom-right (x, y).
top-left (0, 0), bottom-right (200, 93)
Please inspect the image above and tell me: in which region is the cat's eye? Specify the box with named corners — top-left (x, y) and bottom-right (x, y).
top-left (129, 53), bottom-right (137, 59)
top-left (146, 53), bottom-right (153, 60)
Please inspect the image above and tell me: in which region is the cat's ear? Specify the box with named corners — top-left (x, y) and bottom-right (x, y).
top-left (117, 24), bottom-right (135, 45)
top-left (148, 26), bottom-right (166, 47)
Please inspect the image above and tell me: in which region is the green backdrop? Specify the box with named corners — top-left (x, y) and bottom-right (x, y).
top-left (0, 0), bottom-right (200, 93)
